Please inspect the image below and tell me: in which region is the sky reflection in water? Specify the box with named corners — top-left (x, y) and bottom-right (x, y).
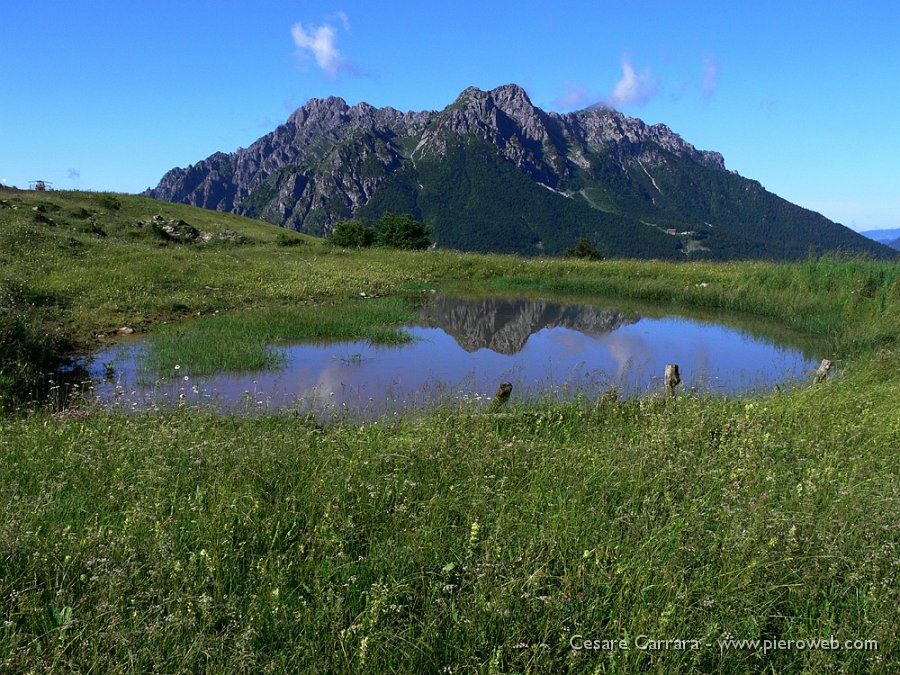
top-left (87, 295), bottom-right (821, 417)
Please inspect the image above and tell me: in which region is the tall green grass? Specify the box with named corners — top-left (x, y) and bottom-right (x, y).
top-left (0, 285), bottom-right (74, 411)
top-left (1, 351), bottom-right (896, 672)
top-left (482, 256), bottom-right (900, 351)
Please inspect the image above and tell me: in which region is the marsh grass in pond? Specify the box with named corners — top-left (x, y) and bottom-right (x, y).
top-left (84, 295), bottom-right (823, 417)
top-left (132, 300), bottom-right (416, 377)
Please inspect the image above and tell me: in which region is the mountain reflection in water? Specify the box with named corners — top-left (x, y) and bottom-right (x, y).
top-left (86, 295), bottom-right (821, 416)
top-left (417, 295), bottom-right (639, 354)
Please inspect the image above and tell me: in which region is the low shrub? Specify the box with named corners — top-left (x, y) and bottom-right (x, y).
top-left (276, 231), bottom-right (306, 247)
top-left (329, 219), bottom-right (375, 248)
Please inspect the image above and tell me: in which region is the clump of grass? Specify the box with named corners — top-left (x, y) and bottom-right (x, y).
top-left (0, 286), bottom-right (71, 411)
top-left (138, 298), bottom-right (417, 377)
top-left (97, 194), bottom-right (121, 211)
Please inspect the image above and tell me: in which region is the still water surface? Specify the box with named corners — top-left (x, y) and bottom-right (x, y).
top-left (87, 295), bottom-right (822, 416)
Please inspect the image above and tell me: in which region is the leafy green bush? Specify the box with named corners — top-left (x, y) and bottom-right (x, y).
top-left (564, 236), bottom-right (604, 261)
top-left (375, 212), bottom-right (431, 250)
top-left (276, 232), bottom-right (306, 247)
top-left (329, 219), bottom-right (375, 248)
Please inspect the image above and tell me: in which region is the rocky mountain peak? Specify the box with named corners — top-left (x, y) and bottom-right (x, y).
top-left (429, 84), bottom-right (554, 176)
top-left (450, 84), bottom-right (538, 121)
top-left (488, 83), bottom-right (535, 107)
top-left (287, 96), bottom-right (350, 128)
top-left (144, 83), bottom-right (893, 261)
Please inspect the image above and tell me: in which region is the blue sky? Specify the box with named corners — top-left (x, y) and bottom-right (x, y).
top-left (2, 1), bottom-right (898, 231)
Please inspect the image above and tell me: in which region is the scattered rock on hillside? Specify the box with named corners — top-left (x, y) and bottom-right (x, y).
top-left (161, 221), bottom-right (199, 241)
top-left (216, 229), bottom-right (245, 242)
top-left (198, 229), bottom-right (246, 243)
top-left (139, 215), bottom-right (200, 241)
top-left (140, 215), bottom-right (249, 243)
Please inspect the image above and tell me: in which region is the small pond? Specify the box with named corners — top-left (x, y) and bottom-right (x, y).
top-left (85, 294), bottom-right (823, 417)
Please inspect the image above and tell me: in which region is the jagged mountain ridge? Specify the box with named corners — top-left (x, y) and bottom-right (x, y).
top-left (146, 84), bottom-right (895, 260)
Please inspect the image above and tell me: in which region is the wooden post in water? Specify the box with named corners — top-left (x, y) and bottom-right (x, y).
top-left (490, 382), bottom-right (513, 411)
top-left (814, 359), bottom-right (833, 383)
top-left (664, 364), bottom-right (681, 398)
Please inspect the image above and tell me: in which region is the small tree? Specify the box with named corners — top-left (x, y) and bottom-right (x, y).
top-left (564, 237), bottom-right (604, 261)
top-left (375, 213), bottom-right (431, 250)
top-left (329, 219), bottom-right (374, 248)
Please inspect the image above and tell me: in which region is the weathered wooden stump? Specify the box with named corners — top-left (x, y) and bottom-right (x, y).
top-left (664, 364), bottom-right (681, 398)
top-left (814, 358), bottom-right (833, 383)
top-left (489, 382), bottom-right (513, 411)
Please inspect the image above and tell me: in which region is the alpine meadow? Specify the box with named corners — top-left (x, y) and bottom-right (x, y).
top-left (3, 3), bottom-right (900, 673)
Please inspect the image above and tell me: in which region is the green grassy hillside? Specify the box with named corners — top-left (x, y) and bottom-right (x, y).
top-left (0, 187), bottom-right (312, 243)
top-left (1, 189), bottom-right (898, 672)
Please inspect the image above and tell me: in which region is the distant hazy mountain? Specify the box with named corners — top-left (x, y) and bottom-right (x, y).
top-left (859, 228), bottom-right (900, 245)
top-left (146, 84), bottom-right (895, 261)
top-left (888, 236), bottom-right (900, 251)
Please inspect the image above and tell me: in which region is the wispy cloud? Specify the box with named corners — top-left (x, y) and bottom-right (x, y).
top-left (702, 56), bottom-right (718, 98)
top-left (67, 168), bottom-right (81, 181)
top-left (552, 82), bottom-right (591, 110)
top-left (607, 56), bottom-right (658, 108)
top-left (331, 10), bottom-right (350, 32)
top-left (291, 13), bottom-right (357, 77)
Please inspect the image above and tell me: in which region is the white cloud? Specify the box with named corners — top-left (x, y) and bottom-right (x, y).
top-left (291, 15), bottom-right (355, 77)
top-left (702, 56), bottom-right (718, 97)
top-left (608, 56), bottom-right (658, 108)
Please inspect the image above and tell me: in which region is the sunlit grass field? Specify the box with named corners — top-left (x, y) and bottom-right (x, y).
top-left (1, 189), bottom-right (898, 672)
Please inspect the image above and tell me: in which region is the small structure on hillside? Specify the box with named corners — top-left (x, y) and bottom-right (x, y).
top-left (29, 180), bottom-right (53, 191)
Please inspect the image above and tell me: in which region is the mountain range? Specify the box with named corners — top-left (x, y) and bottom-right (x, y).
top-left (860, 228), bottom-right (900, 251)
top-left (146, 84), bottom-right (895, 261)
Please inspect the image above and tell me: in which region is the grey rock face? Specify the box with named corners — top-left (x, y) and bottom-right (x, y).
top-left (145, 84), bottom-right (725, 233)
